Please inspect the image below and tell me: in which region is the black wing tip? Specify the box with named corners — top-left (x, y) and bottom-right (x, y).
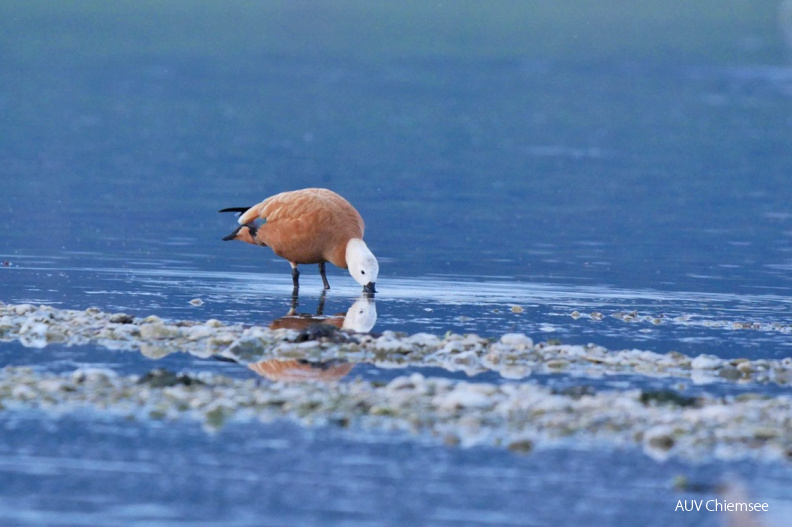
top-left (218, 207), bottom-right (250, 214)
top-left (222, 224), bottom-right (259, 241)
top-left (222, 225), bottom-right (242, 241)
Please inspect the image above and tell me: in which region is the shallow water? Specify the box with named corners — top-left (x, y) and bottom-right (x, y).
top-left (2, 414), bottom-right (792, 527)
top-left (6, 262), bottom-right (792, 361)
top-left (2, 1), bottom-right (792, 525)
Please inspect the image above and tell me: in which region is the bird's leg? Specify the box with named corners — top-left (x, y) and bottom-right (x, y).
top-left (289, 290), bottom-right (299, 313)
top-left (316, 289), bottom-right (327, 315)
top-left (319, 261), bottom-right (330, 290)
top-left (290, 263), bottom-right (300, 293)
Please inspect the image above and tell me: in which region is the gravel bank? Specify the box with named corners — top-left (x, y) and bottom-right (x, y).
top-left (2, 302), bottom-right (791, 461)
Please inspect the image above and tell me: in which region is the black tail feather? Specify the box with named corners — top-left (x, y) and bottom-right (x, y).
top-left (219, 207), bottom-right (250, 214)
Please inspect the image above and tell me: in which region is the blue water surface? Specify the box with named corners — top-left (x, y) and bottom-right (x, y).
top-left (2, 1), bottom-right (792, 525)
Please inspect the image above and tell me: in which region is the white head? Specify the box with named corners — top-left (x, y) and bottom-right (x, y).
top-left (346, 238), bottom-right (379, 293)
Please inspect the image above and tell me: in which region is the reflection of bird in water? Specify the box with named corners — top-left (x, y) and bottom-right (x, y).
top-left (268, 291), bottom-right (343, 331)
top-left (248, 358), bottom-right (354, 382)
top-left (268, 292), bottom-right (377, 334)
top-left (220, 188), bottom-right (378, 294)
top-left (249, 293), bottom-right (375, 383)
top-left (339, 293), bottom-right (378, 333)
top-left (214, 293), bottom-right (375, 382)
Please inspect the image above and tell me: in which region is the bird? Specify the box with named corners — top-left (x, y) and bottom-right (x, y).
top-left (220, 188), bottom-right (378, 293)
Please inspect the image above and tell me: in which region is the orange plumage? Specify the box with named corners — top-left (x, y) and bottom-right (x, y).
top-left (220, 188), bottom-right (378, 292)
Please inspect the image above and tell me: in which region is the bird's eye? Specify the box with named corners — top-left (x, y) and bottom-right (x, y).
top-left (361, 270), bottom-right (366, 275)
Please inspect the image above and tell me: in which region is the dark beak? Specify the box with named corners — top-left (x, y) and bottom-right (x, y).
top-left (363, 282), bottom-right (376, 294)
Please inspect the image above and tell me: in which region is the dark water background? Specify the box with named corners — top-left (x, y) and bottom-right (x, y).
top-left (2, 1), bottom-right (792, 525)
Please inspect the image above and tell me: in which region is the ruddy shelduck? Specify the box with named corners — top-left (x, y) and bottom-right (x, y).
top-left (220, 188), bottom-right (378, 293)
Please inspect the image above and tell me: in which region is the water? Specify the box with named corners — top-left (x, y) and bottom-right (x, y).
top-left (2, 414), bottom-right (792, 527)
top-left (2, 1), bottom-right (792, 525)
top-left (2, 414), bottom-right (790, 527)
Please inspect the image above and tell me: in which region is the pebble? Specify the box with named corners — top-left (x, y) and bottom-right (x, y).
top-left (691, 354), bottom-right (723, 370)
top-left (434, 389), bottom-right (491, 411)
top-left (138, 323), bottom-right (173, 339)
top-left (72, 367), bottom-right (118, 383)
top-left (499, 333), bottom-right (533, 349)
top-left (109, 314), bottom-right (135, 324)
top-left (643, 425), bottom-right (677, 459)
